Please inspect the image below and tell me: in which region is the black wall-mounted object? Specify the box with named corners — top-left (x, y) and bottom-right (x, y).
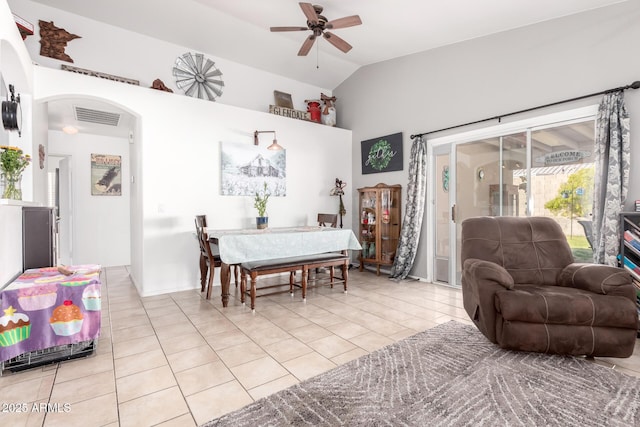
top-left (2, 84), bottom-right (22, 137)
top-left (361, 132), bottom-right (403, 175)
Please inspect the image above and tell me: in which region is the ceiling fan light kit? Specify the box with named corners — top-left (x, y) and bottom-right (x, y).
top-left (270, 3), bottom-right (362, 56)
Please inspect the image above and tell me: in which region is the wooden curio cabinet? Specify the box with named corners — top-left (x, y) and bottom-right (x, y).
top-left (358, 183), bottom-right (402, 275)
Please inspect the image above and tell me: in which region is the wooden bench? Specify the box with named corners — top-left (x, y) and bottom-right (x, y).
top-left (240, 252), bottom-right (349, 311)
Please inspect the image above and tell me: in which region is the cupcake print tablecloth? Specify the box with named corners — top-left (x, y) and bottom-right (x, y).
top-left (0, 265), bottom-right (102, 363)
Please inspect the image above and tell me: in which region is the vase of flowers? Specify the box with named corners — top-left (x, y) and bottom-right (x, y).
top-left (0, 146), bottom-right (31, 200)
top-left (254, 182), bottom-right (270, 229)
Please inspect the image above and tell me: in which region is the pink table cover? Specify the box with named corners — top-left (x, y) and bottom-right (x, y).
top-left (0, 265), bottom-right (102, 363)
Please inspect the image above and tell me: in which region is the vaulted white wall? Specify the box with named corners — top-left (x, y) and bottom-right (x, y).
top-left (35, 67), bottom-right (353, 296)
top-left (1, 0), bottom-right (353, 296)
top-left (335, 0), bottom-right (640, 281)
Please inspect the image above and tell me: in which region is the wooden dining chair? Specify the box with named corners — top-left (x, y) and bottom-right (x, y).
top-left (317, 213), bottom-right (338, 228)
top-left (309, 213), bottom-right (339, 281)
top-left (194, 215), bottom-right (238, 300)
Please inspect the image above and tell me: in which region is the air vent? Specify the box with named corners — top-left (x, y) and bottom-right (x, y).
top-left (74, 106), bottom-right (121, 127)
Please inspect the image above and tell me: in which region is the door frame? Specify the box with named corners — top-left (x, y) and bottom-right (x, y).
top-left (426, 105), bottom-right (598, 286)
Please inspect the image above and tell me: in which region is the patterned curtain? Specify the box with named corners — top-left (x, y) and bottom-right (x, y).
top-left (390, 136), bottom-right (427, 280)
top-left (592, 91), bottom-right (630, 266)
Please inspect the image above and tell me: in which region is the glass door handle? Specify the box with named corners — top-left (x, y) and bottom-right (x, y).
top-left (451, 204), bottom-right (456, 223)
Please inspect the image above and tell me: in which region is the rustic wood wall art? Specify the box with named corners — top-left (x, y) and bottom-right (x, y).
top-left (39, 20), bottom-right (81, 63)
top-left (61, 65), bottom-right (139, 86)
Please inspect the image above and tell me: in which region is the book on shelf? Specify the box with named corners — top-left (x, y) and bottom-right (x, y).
top-left (625, 223), bottom-right (640, 237)
top-left (621, 255), bottom-right (639, 270)
top-left (620, 256), bottom-right (640, 280)
top-left (635, 200), bottom-right (640, 212)
top-left (623, 230), bottom-right (640, 251)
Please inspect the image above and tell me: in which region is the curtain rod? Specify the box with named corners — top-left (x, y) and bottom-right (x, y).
top-left (410, 80), bottom-right (640, 140)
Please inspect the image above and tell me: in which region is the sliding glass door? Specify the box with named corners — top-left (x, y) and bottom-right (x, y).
top-left (433, 147), bottom-right (450, 283)
top-left (452, 133), bottom-right (528, 284)
top-left (430, 108), bottom-right (597, 286)
top-left (529, 121), bottom-right (595, 261)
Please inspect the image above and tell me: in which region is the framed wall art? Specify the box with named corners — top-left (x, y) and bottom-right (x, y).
top-left (220, 141), bottom-right (286, 196)
top-left (91, 153), bottom-right (121, 196)
top-left (361, 132), bottom-right (403, 174)
top-left (273, 90), bottom-right (294, 109)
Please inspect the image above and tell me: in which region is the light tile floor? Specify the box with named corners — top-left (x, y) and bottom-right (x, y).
top-left (1, 266), bottom-right (639, 426)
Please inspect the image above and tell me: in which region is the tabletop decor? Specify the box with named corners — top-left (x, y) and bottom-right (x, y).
top-left (254, 182), bottom-right (270, 229)
top-left (0, 145), bottom-right (31, 200)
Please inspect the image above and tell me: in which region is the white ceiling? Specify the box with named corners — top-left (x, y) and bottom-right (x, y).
top-left (30, 0), bottom-right (626, 137)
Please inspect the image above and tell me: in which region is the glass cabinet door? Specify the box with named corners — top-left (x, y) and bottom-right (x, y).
top-left (380, 188), bottom-right (400, 264)
top-left (358, 184), bottom-right (402, 275)
top-left (359, 190), bottom-right (377, 260)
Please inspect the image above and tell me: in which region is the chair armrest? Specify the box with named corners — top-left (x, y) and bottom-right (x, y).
top-left (463, 258), bottom-right (515, 290)
top-left (558, 263), bottom-right (634, 299)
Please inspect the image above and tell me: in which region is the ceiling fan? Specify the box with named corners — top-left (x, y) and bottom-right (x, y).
top-left (270, 3), bottom-right (362, 56)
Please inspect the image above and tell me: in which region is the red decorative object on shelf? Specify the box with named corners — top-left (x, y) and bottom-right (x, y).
top-left (12, 14), bottom-right (34, 40)
top-left (305, 100), bottom-right (322, 123)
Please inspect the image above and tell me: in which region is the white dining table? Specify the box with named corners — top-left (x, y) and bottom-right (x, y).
top-left (207, 226), bottom-right (361, 307)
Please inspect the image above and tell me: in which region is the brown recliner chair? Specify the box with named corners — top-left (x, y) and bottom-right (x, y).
top-left (461, 216), bottom-right (638, 357)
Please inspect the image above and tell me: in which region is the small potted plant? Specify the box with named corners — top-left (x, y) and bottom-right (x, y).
top-left (254, 182), bottom-right (270, 229)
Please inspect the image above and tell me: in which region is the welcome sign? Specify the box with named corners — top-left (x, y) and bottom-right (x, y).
top-left (535, 150), bottom-right (592, 166)
top-left (361, 132), bottom-right (403, 174)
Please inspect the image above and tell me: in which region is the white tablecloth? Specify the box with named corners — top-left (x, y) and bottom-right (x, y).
top-left (207, 226), bottom-right (362, 265)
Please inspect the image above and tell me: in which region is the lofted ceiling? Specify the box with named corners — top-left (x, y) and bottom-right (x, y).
top-left (28, 0), bottom-right (626, 138)
top-left (32, 0), bottom-right (626, 90)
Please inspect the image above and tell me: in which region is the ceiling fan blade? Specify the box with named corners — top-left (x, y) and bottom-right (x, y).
top-left (326, 15), bottom-right (362, 30)
top-left (270, 26), bottom-right (309, 32)
top-left (299, 2), bottom-right (318, 25)
top-left (323, 31), bottom-right (352, 53)
top-left (298, 34), bottom-right (316, 56)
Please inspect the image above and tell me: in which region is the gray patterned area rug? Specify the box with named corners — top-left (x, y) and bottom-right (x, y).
top-left (202, 321), bottom-right (640, 426)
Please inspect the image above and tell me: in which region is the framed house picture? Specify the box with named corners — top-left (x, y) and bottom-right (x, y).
top-left (361, 132), bottom-right (403, 174)
top-left (220, 141), bottom-right (286, 196)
